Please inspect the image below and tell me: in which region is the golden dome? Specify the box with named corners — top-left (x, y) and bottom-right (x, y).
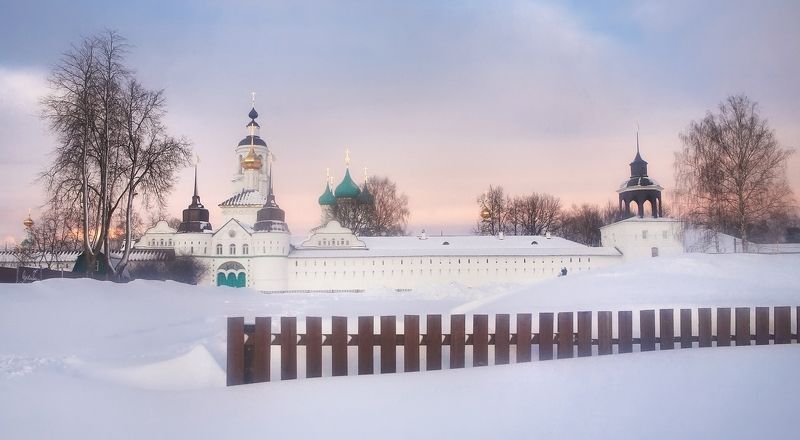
top-left (241, 146), bottom-right (262, 170)
top-left (23, 215), bottom-right (34, 229)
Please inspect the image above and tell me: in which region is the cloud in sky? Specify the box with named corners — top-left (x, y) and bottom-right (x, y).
top-left (0, 0), bottom-right (798, 242)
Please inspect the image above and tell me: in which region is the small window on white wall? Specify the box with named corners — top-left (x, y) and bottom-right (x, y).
top-left (216, 244), bottom-right (222, 255)
top-left (243, 244), bottom-right (249, 255)
top-left (642, 230), bottom-right (648, 239)
top-left (230, 244), bottom-right (236, 255)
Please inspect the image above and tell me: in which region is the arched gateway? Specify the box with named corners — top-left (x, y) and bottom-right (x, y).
top-left (217, 261), bottom-right (246, 287)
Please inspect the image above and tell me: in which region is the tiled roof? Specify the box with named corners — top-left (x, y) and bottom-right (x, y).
top-left (219, 189), bottom-right (267, 207)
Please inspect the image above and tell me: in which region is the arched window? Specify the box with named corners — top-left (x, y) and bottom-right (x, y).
top-left (230, 244), bottom-right (236, 255)
top-left (242, 244), bottom-right (249, 255)
top-left (216, 244), bottom-right (223, 255)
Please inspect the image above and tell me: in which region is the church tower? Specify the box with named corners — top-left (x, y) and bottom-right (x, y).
top-left (617, 133), bottom-right (663, 218)
top-left (231, 95), bottom-right (269, 195)
top-left (219, 97), bottom-right (272, 226)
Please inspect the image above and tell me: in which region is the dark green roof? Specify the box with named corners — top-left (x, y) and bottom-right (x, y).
top-left (318, 182), bottom-right (336, 206)
top-left (334, 168), bottom-right (361, 199)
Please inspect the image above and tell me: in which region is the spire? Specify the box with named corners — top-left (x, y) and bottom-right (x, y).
top-left (267, 152), bottom-right (275, 203)
top-left (189, 158), bottom-right (204, 208)
top-left (629, 126), bottom-right (648, 177)
top-left (178, 160), bottom-right (212, 232)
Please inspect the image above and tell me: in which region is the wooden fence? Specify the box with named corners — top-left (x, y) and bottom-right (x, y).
top-left (227, 306), bottom-right (798, 386)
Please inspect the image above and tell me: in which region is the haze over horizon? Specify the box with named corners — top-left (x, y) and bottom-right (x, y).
top-left (2, 0), bottom-right (799, 244)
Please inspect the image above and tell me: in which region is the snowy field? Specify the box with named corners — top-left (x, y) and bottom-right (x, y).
top-left (1, 253), bottom-right (799, 439)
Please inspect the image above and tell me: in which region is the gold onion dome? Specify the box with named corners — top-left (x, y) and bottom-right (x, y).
top-left (23, 215), bottom-right (34, 229)
top-left (241, 146), bottom-right (262, 170)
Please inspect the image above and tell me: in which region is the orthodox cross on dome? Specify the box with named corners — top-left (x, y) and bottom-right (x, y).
top-left (363, 166), bottom-right (368, 183)
top-left (251, 91), bottom-right (256, 108)
top-left (345, 148), bottom-right (351, 167)
top-left (636, 121), bottom-right (640, 155)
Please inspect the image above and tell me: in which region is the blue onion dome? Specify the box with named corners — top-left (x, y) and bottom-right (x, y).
top-left (318, 182), bottom-right (336, 206)
top-left (334, 168), bottom-right (361, 198)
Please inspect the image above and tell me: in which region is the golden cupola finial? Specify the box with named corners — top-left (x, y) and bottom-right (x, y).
top-left (23, 210), bottom-right (34, 229)
top-left (241, 145), bottom-right (262, 170)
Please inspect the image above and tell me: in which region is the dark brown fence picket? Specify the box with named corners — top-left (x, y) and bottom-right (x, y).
top-left (755, 308), bottom-right (769, 346)
top-left (227, 317), bottom-right (245, 386)
top-left (450, 314), bottom-right (465, 369)
top-left (539, 313), bottom-right (554, 360)
top-left (660, 309), bottom-right (674, 350)
top-left (597, 311), bottom-right (612, 355)
top-left (618, 311), bottom-right (633, 354)
top-left (280, 317), bottom-right (297, 380)
top-left (680, 309), bottom-right (692, 349)
top-left (227, 306), bottom-right (800, 386)
top-left (640, 310), bottom-right (655, 352)
top-left (380, 316), bottom-right (397, 374)
top-left (331, 316), bottom-right (348, 376)
top-left (305, 317), bottom-right (321, 378)
top-left (495, 314), bottom-right (510, 365)
top-left (473, 314), bottom-right (489, 367)
top-left (358, 316), bottom-right (374, 375)
top-left (426, 315), bottom-right (442, 371)
top-left (775, 307), bottom-right (791, 344)
top-left (577, 311), bottom-right (592, 357)
top-left (735, 308), bottom-right (750, 346)
top-left (253, 316), bottom-right (271, 382)
top-left (404, 315), bottom-right (420, 372)
top-left (699, 308), bottom-right (712, 347)
top-left (717, 308), bottom-right (731, 347)
top-left (557, 312), bottom-right (573, 359)
top-left (516, 313), bottom-right (532, 362)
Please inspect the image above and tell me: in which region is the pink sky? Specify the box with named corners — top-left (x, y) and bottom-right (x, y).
top-left (1, 1), bottom-right (799, 244)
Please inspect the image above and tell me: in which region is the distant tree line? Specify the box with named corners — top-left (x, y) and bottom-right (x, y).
top-left (476, 95), bottom-right (798, 248)
top-left (474, 186), bottom-right (627, 246)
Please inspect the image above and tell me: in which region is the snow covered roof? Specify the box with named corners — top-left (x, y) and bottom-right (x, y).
top-left (289, 234), bottom-right (621, 258)
top-left (143, 220), bottom-right (177, 235)
top-left (0, 249), bottom-right (174, 264)
top-left (219, 189), bottom-right (267, 207)
top-left (600, 216), bottom-right (683, 230)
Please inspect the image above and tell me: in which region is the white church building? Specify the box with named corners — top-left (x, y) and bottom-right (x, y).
top-left (134, 105), bottom-right (685, 292)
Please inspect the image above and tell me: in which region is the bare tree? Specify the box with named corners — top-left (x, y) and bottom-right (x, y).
top-left (29, 208), bottom-right (83, 269)
top-left (40, 30), bottom-right (191, 278)
top-left (364, 176), bottom-right (409, 236)
top-left (330, 198), bottom-right (373, 236)
top-left (674, 95), bottom-right (795, 251)
top-left (330, 176), bottom-right (410, 236)
top-left (517, 192), bottom-right (561, 235)
top-left (475, 186), bottom-right (507, 235)
top-left (559, 204), bottom-right (603, 246)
